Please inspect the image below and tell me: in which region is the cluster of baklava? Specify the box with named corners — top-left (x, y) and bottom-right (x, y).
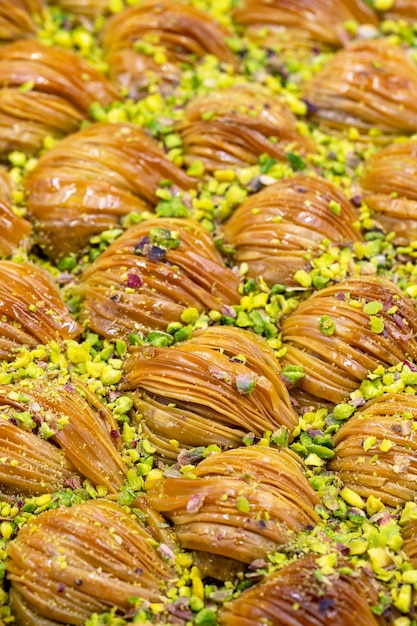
top-left (1, 0), bottom-right (417, 625)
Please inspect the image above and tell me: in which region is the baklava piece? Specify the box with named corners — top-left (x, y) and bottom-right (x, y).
top-left (0, 0), bottom-right (43, 44)
top-left (24, 123), bottom-right (196, 260)
top-left (281, 277), bottom-right (417, 404)
top-left (147, 447), bottom-right (319, 569)
top-left (218, 554), bottom-right (385, 626)
top-left (222, 174), bottom-right (361, 287)
top-left (0, 380), bottom-right (127, 494)
top-left (6, 499), bottom-right (174, 625)
top-left (123, 326), bottom-right (298, 459)
top-left (330, 394), bottom-right (417, 507)
top-left (303, 40), bottom-right (417, 138)
top-left (78, 217), bottom-right (240, 340)
top-left (0, 168), bottom-right (31, 257)
top-left (102, 0), bottom-right (236, 97)
top-left (0, 41), bottom-right (118, 157)
top-left (0, 415), bottom-right (81, 497)
top-left (178, 85), bottom-right (314, 173)
top-left (233, 0), bottom-right (377, 48)
top-left (361, 139), bottom-right (417, 244)
top-left (0, 261), bottom-right (81, 360)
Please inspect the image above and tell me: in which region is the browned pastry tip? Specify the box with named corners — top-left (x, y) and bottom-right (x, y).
top-left (218, 553), bottom-right (385, 626)
top-left (0, 261), bottom-right (81, 360)
top-left (281, 276), bottom-right (417, 404)
top-left (233, 0), bottom-right (377, 48)
top-left (177, 84), bottom-right (314, 172)
top-left (123, 325), bottom-right (298, 458)
top-left (147, 446), bottom-right (320, 569)
top-left (78, 217), bottom-right (240, 341)
top-left (0, 380), bottom-right (127, 494)
top-left (330, 393), bottom-right (417, 506)
top-left (303, 39), bottom-right (417, 137)
top-left (24, 123), bottom-right (196, 260)
top-left (222, 174), bottom-right (361, 287)
top-left (361, 139), bottom-right (417, 244)
top-left (6, 498), bottom-right (174, 625)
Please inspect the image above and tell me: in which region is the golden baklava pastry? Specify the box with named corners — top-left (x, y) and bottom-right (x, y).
top-left (361, 139), bottom-right (417, 244)
top-left (78, 218), bottom-right (240, 340)
top-left (0, 168), bottom-right (31, 257)
top-left (232, 0), bottom-right (377, 48)
top-left (6, 499), bottom-right (174, 625)
top-left (281, 277), bottom-right (417, 404)
top-left (147, 446), bottom-right (320, 567)
top-left (0, 165), bottom-right (12, 201)
top-left (0, 261), bottom-right (81, 360)
top-left (0, 41), bottom-right (118, 157)
top-left (218, 554), bottom-right (385, 626)
top-left (24, 123), bottom-right (196, 260)
top-left (0, 415), bottom-right (81, 497)
top-left (303, 40), bottom-right (417, 137)
top-left (177, 84), bottom-right (314, 172)
top-left (0, 0), bottom-right (43, 44)
top-left (0, 380), bottom-right (127, 494)
top-left (102, 0), bottom-right (237, 96)
top-left (123, 326), bottom-right (298, 458)
top-left (222, 174), bottom-right (361, 287)
top-left (1, 0), bottom-right (417, 623)
top-left (330, 393), bottom-right (417, 507)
